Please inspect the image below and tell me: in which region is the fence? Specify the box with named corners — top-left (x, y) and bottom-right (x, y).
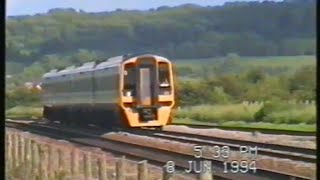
top-left (5, 131), bottom-right (213, 180)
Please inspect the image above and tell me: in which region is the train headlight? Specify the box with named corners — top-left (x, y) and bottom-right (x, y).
top-left (125, 91), bottom-right (132, 97)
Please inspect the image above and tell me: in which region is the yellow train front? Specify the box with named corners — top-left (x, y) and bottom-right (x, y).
top-left (41, 54), bottom-right (175, 128)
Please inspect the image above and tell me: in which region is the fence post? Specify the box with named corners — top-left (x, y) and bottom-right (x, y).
top-left (16, 133), bottom-right (21, 166)
top-left (198, 161), bottom-right (213, 180)
top-left (31, 140), bottom-right (39, 177)
top-left (12, 133), bottom-right (18, 168)
top-left (84, 152), bottom-right (92, 179)
top-left (6, 133), bottom-right (12, 170)
top-left (116, 156), bottom-right (125, 180)
top-left (5, 134), bottom-right (7, 168)
top-left (98, 154), bottom-right (107, 180)
top-left (57, 148), bottom-right (68, 179)
top-left (24, 137), bottom-right (32, 178)
top-left (39, 145), bottom-right (49, 180)
top-left (138, 160), bottom-right (148, 180)
top-left (162, 165), bottom-right (173, 180)
top-left (19, 135), bottom-right (25, 164)
top-left (71, 148), bottom-right (80, 179)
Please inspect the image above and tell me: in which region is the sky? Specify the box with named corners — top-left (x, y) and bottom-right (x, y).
top-left (6, 0), bottom-right (282, 16)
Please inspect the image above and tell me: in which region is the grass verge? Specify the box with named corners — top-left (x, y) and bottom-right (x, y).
top-left (173, 118), bottom-right (316, 132)
top-left (6, 106), bottom-right (42, 119)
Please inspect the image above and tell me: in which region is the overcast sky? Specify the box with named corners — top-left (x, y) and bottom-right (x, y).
top-left (6, 0), bottom-right (282, 16)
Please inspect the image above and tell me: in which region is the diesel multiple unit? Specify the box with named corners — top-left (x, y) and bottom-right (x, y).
top-left (41, 54), bottom-right (175, 128)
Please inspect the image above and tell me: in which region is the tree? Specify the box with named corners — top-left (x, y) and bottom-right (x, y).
top-left (72, 49), bottom-right (99, 63)
top-left (288, 65), bottom-right (315, 100)
top-left (245, 68), bottom-right (266, 84)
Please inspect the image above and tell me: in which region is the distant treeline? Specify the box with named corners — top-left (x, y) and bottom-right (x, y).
top-left (6, 0), bottom-right (315, 68)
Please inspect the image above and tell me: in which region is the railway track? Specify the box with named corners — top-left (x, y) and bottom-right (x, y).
top-left (172, 122), bottom-right (316, 137)
top-left (6, 117), bottom-right (316, 137)
top-left (5, 120), bottom-right (315, 180)
top-left (6, 119), bottom-right (316, 162)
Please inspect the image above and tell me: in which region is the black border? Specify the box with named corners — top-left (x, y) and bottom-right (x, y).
top-left (316, 0), bottom-right (319, 179)
top-left (2, 0), bottom-right (6, 179)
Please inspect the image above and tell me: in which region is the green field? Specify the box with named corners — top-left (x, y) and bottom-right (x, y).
top-left (6, 106), bottom-right (42, 119)
top-left (174, 55), bottom-right (315, 67)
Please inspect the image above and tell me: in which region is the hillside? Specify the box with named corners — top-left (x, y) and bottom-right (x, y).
top-left (5, 0), bottom-right (316, 85)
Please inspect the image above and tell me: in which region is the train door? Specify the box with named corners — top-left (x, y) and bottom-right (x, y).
top-left (138, 66), bottom-right (152, 106)
top-left (136, 60), bottom-right (157, 121)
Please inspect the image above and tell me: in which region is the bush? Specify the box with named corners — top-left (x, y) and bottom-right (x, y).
top-left (254, 101), bottom-right (315, 124)
top-left (6, 87), bottom-right (41, 109)
top-left (208, 87), bottom-right (231, 104)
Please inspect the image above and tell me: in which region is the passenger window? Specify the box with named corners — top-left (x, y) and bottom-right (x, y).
top-left (123, 64), bottom-right (136, 97)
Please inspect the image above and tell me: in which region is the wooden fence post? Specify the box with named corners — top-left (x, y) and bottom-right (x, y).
top-left (70, 148), bottom-right (79, 179)
top-left (39, 145), bottom-right (49, 180)
top-left (138, 160), bottom-right (148, 180)
top-left (5, 134), bottom-right (8, 163)
top-left (24, 137), bottom-right (32, 178)
top-left (19, 135), bottom-right (25, 165)
top-left (47, 146), bottom-right (55, 179)
top-left (31, 140), bottom-right (39, 176)
top-left (162, 165), bottom-right (173, 180)
top-left (12, 133), bottom-right (18, 168)
top-left (98, 154), bottom-right (107, 180)
top-left (16, 133), bottom-right (21, 166)
top-left (58, 148), bottom-right (67, 179)
top-left (116, 156), bottom-right (125, 180)
top-left (6, 133), bottom-right (12, 170)
top-left (84, 152), bottom-right (92, 179)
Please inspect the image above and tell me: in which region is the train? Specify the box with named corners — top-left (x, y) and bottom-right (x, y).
top-left (40, 53), bottom-right (175, 129)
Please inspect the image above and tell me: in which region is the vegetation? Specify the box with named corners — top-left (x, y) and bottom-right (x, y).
top-left (175, 101), bottom-right (315, 125)
top-left (174, 119), bottom-right (316, 132)
top-left (176, 103), bottom-right (262, 123)
top-left (5, 87), bottom-right (41, 109)
top-left (176, 57), bottom-right (316, 106)
top-left (5, 106), bottom-right (42, 119)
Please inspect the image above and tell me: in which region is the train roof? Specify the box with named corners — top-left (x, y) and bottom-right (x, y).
top-left (42, 53), bottom-right (167, 79)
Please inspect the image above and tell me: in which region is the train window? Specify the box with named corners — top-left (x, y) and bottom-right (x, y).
top-left (123, 63), bottom-right (136, 97)
top-left (158, 63), bottom-right (170, 87)
top-left (158, 62), bottom-right (171, 95)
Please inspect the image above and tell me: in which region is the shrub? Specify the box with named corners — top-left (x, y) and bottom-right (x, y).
top-left (208, 87), bottom-right (231, 104)
top-left (254, 101), bottom-right (315, 124)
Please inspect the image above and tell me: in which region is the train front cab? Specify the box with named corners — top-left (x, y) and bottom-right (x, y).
top-left (120, 55), bottom-right (175, 127)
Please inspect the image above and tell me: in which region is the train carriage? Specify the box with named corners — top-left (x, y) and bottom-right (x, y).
top-left (41, 54), bottom-right (175, 128)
